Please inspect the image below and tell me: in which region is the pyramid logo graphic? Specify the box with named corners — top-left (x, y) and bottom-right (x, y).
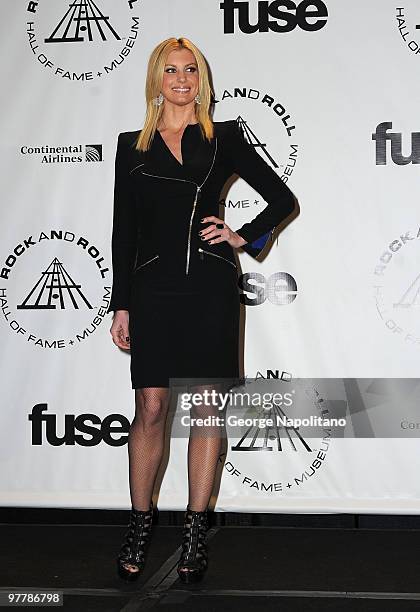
top-left (237, 115), bottom-right (279, 169)
top-left (231, 403), bottom-right (312, 452)
top-left (17, 258), bottom-right (93, 310)
top-left (393, 273), bottom-right (420, 308)
top-left (44, 0), bottom-right (121, 44)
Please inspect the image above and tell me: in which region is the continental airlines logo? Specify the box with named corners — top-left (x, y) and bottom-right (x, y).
top-left (26, 0), bottom-right (141, 82)
top-left (21, 143), bottom-right (103, 164)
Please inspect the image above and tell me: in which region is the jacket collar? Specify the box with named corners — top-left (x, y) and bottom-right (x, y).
top-left (130, 124), bottom-right (217, 185)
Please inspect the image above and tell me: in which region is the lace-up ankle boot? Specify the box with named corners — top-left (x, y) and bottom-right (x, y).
top-left (116, 502), bottom-right (153, 581)
top-left (177, 505), bottom-right (209, 583)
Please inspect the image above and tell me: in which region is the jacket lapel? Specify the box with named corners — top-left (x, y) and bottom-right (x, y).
top-left (128, 125), bottom-right (217, 185)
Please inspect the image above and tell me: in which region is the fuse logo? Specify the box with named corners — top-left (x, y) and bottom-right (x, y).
top-left (239, 272), bottom-right (297, 306)
top-left (220, 0), bottom-right (328, 34)
top-left (28, 403), bottom-right (130, 446)
top-left (372, 122), bottom-right (420, 165)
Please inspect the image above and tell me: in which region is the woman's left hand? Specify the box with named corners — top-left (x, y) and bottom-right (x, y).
top-left (199, 216), bottom-right (247, 249)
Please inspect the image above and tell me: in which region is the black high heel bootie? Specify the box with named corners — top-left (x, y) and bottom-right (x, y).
top-left (177, 505), bottom-right (209, 583)
top-left (116, 502), bottom-right (153, 581)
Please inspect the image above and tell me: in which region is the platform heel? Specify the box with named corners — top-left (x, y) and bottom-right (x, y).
top-left (116, 502), bottom-right (153, 581)
top-left (177, 506), bottom-right (208, 583)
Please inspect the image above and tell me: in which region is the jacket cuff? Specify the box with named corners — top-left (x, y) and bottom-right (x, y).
top-left (235, 224), bottom-right (267, 245)
top-left (107, 302), bottom-right (129, 314)
top-left (236, 226), bottom-right (275, 259)
top-left (235, 227), bottom-right (250, 243)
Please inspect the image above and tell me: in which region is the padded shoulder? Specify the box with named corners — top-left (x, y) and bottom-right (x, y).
top-left (117, 129), bottom-right (142, 154)
top-left (213, 119), bottom-right (238, 138)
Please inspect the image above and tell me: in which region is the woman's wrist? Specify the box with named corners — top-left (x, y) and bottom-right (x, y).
top-left (234, 233), bottom-right (247, 248)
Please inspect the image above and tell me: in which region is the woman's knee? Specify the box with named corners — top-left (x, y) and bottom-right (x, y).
top-left (135, 388), bottom-right (170, 425)
top-left (188, 386), bottom-right (223, 420)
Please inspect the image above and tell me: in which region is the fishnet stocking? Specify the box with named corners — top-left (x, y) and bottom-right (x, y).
top-left (123, 383), bottom-right (227, 574)
top-left (128, 387), bottom-right (171, 511)
top-left (187, 383), bottom-right (226, 512)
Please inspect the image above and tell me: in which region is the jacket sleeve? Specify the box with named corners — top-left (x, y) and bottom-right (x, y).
top-left (107, 133), bottom-right (138, 314)
top-left (223, 119), bottom-right (296, 253)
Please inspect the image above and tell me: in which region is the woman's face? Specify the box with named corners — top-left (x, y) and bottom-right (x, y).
top-left (160, 47), bottom-right (199, 108)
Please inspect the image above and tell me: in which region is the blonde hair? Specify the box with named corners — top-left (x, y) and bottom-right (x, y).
top-left (135, 37), bottom-right (214, 152)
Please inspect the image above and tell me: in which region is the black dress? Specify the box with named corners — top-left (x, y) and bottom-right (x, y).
top-left (108, 120), bottom-right (295, 389)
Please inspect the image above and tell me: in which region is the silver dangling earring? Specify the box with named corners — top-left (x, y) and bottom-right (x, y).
top-left (194, 94), bottom-right (201, 105)
top-left (152, 92), bottom-right (164, 107)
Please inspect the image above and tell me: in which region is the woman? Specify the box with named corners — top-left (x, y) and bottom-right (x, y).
top-left (108, 37), bottom-right (297, 583)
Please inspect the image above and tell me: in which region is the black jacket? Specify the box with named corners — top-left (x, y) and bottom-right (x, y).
top-left (108, 119), bottom-right (296, 313)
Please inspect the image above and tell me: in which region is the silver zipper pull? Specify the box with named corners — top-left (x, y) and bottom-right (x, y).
top-left (194, 185), bottom-right (201, 204)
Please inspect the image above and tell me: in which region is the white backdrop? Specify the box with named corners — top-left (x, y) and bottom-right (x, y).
top-left (1, 0), bottom-right (420, 513)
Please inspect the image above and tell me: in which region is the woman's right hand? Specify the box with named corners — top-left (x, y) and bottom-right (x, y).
top-left (110, 310), bottom-right (130, 350)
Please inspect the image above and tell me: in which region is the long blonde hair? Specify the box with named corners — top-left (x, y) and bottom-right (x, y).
top-left (135, 37), bottom-right (214, 152)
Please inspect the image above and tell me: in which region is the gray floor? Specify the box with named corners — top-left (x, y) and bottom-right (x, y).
top-left (1, 518), bottom-right (420, 611)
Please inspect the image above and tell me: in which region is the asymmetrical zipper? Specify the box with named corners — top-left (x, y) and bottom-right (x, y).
top-left (198, 247), bottom-right (237, 268)
top-left (134, 254), bottom-right (159, 271)
top-left (136, 139), bottom-right (218, 275)
top-left (129, 162), bottom-right (145, 174)
top-left (186, 186), bottom-right (201, 274)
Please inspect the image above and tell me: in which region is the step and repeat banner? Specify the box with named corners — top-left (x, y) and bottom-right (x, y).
top-left (1, 0), bottom-right (420, 513)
